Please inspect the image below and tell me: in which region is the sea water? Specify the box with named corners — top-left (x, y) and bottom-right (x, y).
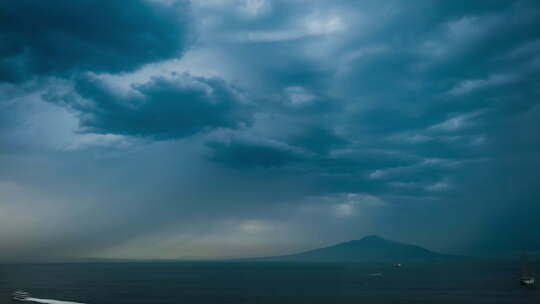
top-left (0, 261), bottom-right (538, 304)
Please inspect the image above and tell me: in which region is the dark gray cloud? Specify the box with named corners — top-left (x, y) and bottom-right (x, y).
top-left (287, 125), bottom-right (348, 155)
top-left (45, 74), bottom-right (252, 139)
top-left (0, 0), bottom-right (192, 83)
top-left (207, 136), bottom-right (303, 169)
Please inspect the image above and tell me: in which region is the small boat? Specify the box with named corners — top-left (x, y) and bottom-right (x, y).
top-left (520, 255), bottom-right (535, 286)
top-left (392, 263), bottom-right (402, 268)
top-left (521, 277), bottom-right (535, 286)
top-left (12, 290), bottom-right (31, 301)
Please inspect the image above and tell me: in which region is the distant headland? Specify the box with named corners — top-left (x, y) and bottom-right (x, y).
top-left (245, 235), bottom-right (466, 263)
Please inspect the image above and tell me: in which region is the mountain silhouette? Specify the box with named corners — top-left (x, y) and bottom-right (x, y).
top-left (259, 235), bottom-right (458, 262)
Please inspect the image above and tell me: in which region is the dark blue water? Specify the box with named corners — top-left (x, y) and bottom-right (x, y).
top-left (0, 261), bottom-right (538, 303)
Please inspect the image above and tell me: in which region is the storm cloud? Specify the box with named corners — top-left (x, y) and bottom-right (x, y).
top-left (0, 0), bottom-right (192, 82)
top-left (45, 74), bottom-right (252, 139)
top-left (1, 0), bottom-right (540, 260)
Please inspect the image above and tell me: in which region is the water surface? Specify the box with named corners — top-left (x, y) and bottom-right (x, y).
top-left (0, 261), bottom-right (537, 303)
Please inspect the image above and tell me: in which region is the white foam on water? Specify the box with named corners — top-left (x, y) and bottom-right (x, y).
top-left (26, 297), bottom-right (85, 304)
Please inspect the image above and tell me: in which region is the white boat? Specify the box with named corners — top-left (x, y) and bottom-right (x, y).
top-left (520, 255), bottom-right (535, 286)
top-left (520, 277), bottom-right (535, 285)
top-left (392, 263), bottom-right (402, 268)
top-left (12, 290), bottom-right (31, 301)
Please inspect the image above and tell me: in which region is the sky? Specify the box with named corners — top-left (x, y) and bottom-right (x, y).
top-left (1, 0), bottom-right (539, 261)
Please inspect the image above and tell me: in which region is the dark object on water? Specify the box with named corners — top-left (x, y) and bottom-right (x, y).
top-left (12, 290), bottom-right (31, 301)
top-left (520, 255), bottom-right (535, 286)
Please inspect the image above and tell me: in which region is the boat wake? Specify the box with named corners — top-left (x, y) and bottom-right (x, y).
top-left (25, 297), bottom-right (85, 304)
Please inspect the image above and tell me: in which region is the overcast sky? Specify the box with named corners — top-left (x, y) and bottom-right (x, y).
top-left (1, 0), bottom-right (539, 260)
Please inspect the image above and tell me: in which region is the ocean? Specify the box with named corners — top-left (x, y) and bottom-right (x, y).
top-left (0, 261), bottom-right (538, 304)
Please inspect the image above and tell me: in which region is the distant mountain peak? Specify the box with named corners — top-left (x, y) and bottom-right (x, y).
top-left (345, 235), bottom-right (392, 246)
top-left (257, 235), bottom-right (459, 262)
top-left (358, 235), bottom-right (386, 242)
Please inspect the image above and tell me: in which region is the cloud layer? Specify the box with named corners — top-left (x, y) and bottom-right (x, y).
top-left (1, 0), bottom-right (540, 260)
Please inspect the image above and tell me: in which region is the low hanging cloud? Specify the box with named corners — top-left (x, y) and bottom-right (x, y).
top-left (207, 133), bottom-right (305, 169)
top-left (45, 74), bottom-right (253, 139)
